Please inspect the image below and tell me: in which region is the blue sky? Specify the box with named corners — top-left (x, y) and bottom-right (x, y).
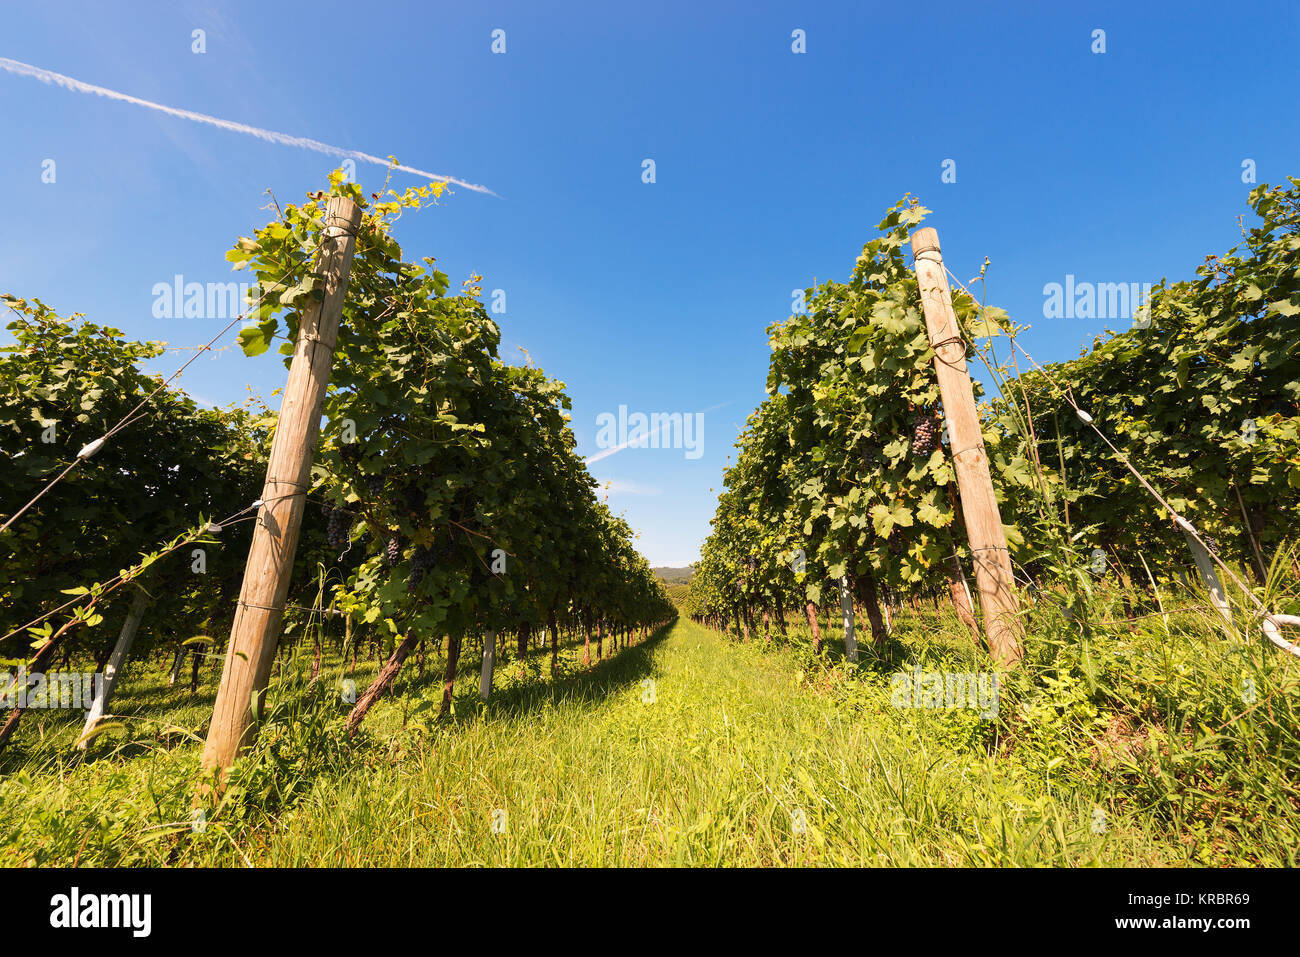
top-left (1, 0), bottom-right (1297, 566)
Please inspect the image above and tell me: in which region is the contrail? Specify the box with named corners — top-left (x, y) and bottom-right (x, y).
top-left (0, 56), bottom-right (496, 195)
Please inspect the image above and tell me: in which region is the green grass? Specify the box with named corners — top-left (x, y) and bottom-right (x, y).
top-left (2, 593), bottom-right (1298, 866)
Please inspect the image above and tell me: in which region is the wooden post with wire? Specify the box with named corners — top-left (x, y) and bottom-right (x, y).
top-left (200, 195), bottom-right (362, 785)
top-left (909, 227), bottom-right (1024, 666)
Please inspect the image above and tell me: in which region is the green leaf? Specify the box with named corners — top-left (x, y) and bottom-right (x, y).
top-left (237, 319), bottom-right (279, 357)
top-left (968, 306), bottom-right (1008, 338)
top-left (870, 503), bottom-right (913, 537)
top-left (916, 500), bottom-right (946, 527)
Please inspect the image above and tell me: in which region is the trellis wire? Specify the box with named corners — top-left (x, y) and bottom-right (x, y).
top-left (941, 265), bottom-right (1299, 658)
top-left (0, 492), bottom-right (297, 646)
top-left (0, 256), bottom-right (308, 537)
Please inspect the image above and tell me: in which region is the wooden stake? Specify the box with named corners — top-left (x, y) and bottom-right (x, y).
top-left (548, 608), bottom-right (559, 675)
top-left (910, 227), bottom-right (1023, 665)
top-left (78, 586), bottom-right (150, 749)
top-left (945, 545), bottom-right (980, 642)
top-left (1180, 528), bottom-right (1232, 625)
top-left (200, 195), bottom-right (362, 781)
top-left (839, 576), bottom-right (859, 662)
top-left (167, 646), bottom-right (186, 686)
top-left (480, 629), bottom-right (497, 700)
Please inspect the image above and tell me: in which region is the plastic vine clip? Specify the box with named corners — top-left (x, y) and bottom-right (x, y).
top-left (76, 436), bottom-right (107, 459)
top-left (1074, 409), bottom-right (1094, 425)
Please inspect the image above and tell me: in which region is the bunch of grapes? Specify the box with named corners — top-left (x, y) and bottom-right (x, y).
top-left (408, 546), bottom-right (435, 591)
top-left (1204, 537), bottom-right (1221, 556)
top-left (325, 507), bottom-right (352, 549)
top-left (340, 442), bottom-right (360, 464)
top-left (911, 413), bottom-right (940, 455)
top-left (402, 483), bottom-right (425, 518)
top-left (366, 474), bottom-right (385, 499)
top-left (385, 535), bottom-right (402, 567)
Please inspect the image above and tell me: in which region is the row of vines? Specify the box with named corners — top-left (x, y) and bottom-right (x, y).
top-left (685, 180), bottom-right (1300, 654)
top-left (1, 172), bottom-right (675, 758)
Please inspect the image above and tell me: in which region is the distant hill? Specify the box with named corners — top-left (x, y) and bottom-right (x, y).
top-left (652, 566), bottom-right (695, 585)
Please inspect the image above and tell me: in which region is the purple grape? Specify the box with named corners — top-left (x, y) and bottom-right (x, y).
top-left (326, 508), bottom-right (351, 549)
top-left (912, 414), bottom-right (940, 455)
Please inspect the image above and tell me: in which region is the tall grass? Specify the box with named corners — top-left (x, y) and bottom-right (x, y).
top-left (3, 580), bottom-right (1295, 865)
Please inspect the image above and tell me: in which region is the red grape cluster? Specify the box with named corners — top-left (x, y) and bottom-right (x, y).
top-left (325, 507), bottom-right (352, 549)
top-left (911, 413), bottom-right (940, 455)
top-left (401, 483), bottom-right (425, 517)
top-left (408, 545), bottom-right (435, 590)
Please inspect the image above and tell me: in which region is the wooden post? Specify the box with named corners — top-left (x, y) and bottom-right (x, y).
top-left (480, 629), bottom-right (497, 700)
top-left (167, 647), bottom-right (186, 686)
top-left (910, 227), bottom-right (1023, 665)
top-left (548, 608), bottom-right (559, 674)
top-left (945, 545), bottom-right (980, 642)
top-left (78, 586), bottom-right (150, 749)
top-left (839, 576), bottom-right (859, 663)
top-left (200, 195), bottom-right (362, 782)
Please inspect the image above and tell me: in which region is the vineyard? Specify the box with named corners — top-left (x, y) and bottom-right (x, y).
top-left (1, 177), bottom-right (674, 847)
top-left (0, 172), bottom-right (1297, 868)
top-left (683, 181), bottom-right (1300, 864)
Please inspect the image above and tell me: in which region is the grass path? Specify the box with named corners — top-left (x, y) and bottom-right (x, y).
top-left (4, 616), bottom-right (1247, 866)
top-left (231, 619), bottom-right (1173, 866)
